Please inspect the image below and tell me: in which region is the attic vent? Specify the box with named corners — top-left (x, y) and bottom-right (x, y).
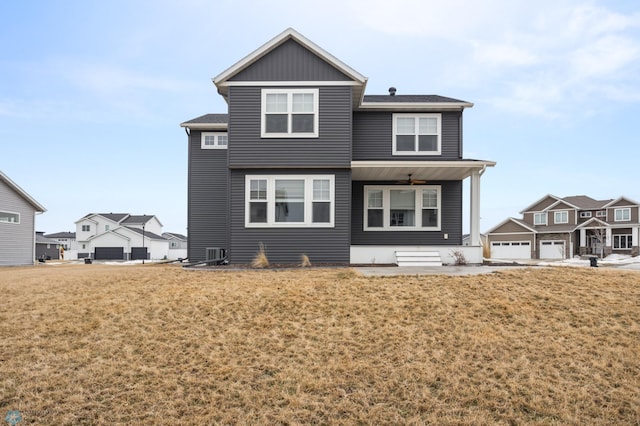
top-left (389, 87), bottom-right (396, 96)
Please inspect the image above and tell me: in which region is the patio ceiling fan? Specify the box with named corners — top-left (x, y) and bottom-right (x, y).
top-left (395, 174), bottom-right (427, 185)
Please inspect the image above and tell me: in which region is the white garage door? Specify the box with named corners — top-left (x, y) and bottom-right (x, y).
top-left (540, 241), bottom-right (565, 259)
top-left (490, 241), bottom-right (531, 259)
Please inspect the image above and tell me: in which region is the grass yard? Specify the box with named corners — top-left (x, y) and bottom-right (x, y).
top-left (0, 264), bottom-right (638, 425)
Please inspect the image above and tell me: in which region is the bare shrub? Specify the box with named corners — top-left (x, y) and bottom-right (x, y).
top-left (300, 254), bottom-right (311, 267)
top-left (251, 242), bottom-right (269, 268)
top-left (450, 249), bottom-right (467, 265)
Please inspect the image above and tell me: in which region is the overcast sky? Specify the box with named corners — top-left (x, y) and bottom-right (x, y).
top-left (1, 0), bottom-right (639, 234)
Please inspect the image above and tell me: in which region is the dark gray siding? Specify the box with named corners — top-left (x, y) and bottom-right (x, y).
top-left (228, 86), bottom-right (352, 167)
top-left (351, 180), bottom-right (463, 245)
top-left (352, 111), bottom-right (462, 160)
top-left (228, 169), bottom-right (351, 264)
top-left (231, 39), bottom-right (352, 82)
top-left (0, 180), bottom-right (36, 265)
top-left (187, 130), bottom-right (229, 263)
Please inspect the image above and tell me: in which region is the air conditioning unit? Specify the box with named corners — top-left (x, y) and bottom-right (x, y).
top-left (205, 247), bottom-right (226, 263)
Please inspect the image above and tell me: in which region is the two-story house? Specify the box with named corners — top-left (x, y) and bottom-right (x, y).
top-left (0, 170), bottom-right (46, 266)
top-left (181, 28), bottom-right (495, 266)
top-left (75, 213), bottom-right (168, 260)
top-left (487, 194), bottom-right (640, 259)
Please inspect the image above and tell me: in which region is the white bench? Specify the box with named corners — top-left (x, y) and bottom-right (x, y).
top-left (395, 251), bottom-right (442, 267)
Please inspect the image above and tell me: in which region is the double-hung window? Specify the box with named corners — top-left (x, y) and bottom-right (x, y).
top-left (364, 186), bottom-right (441, 231)
top-left (614, 208), bottom-right (630, 222)
top-left (554, 211), bottom-right (568, 224)
top-left (533, 212), bottom-right (547, 225)
top-left (261, 89), bottom-right (319, 137)
top-left (246, 175), bottom-right (334, 227)
top-left (392, 113), bottom-right (441, 155)
top-left (0, 211), bottom-right (19, 223)
top-left (201, 132), bottom-right (228, 149)
top-left (82, 225), bottom-right (90, 232)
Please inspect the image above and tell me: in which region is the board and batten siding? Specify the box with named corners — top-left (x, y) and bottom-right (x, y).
top-left (0, 180), bottom-right (37, 265)
top-left (228, 169), bottom-right (351, 264)
top-left (229, 38), bottom-right (352, 82)
top-left (228, 86), bottom-right (352, 168)
top-left (352, 111), bottom-right (462, 160)
top-left (188, 130), bottom-right (229, 263)
top-left (350, 180), bottom-right (463, 245)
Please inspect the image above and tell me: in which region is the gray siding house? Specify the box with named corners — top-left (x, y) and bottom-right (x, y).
top-left (0, 171), bottom-right (46, 266)
top-left (181, 28), bottom-right (495, 266)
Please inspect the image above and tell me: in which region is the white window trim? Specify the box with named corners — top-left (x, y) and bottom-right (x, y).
top-left (363, 185), bottom-right (441, 231)
top-left (596, 210), bottom-right (606, 217)
top-left (613, 234), bottom-right (632, 249)
top-left (614, 208), bottom-right (631, 222)
top-left (580, 211), bottom-right (592, 218)
top-left (261, 88), bottom-right (319, 138)
top-left (533, 212), bottom-right (547, 226)
top-left (0, 210), bottom-right (20, 224)
top-left (392, 113), bottom-right (442, 156)
top-left (201, 132), bottom-right (228, 149)
top-left (554, 210), bottom-right (569, 224)
top-left (245, 175), bottom-right (334, 228)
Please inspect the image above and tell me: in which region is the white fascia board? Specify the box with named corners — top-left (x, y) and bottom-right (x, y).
top-left (0, 170), bottom-right (46, 212)
top-left (213, 28), bottom-right (367, 87)
top-left (486, 217), bottom-right (536, 235)
top-left (180, 122), bottom-right (228, 130)
top-left (358, 102), bottom-right (474, 111)
top-left (575, 218), bottom-right (609, 229)
top-left (351, 160), bottom-right (496, 169)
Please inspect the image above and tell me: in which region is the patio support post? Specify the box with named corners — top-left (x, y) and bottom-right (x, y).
top-left (470, 170), bottom-right (481, 246)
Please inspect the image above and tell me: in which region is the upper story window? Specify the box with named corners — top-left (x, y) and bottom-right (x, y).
top-left (82, 225), bottom-right (90, 232)
top-left (392, 113), bottom-right (441, 155)
top-left (245, 175), bottom-right (334, 227)
top-left (579, 211), bottom-right (592, 218)
top-left (596, 210), bottom-right (606, 217)
top-left (554, 211), bottom-right (569, 224)
top-left (261, 89), bottom-right (319, 138)
top-left (0, 211), bottom-right (19, 224)
top-left (201, 132), bottom-right (228, 149)
top-left (533, 212), bottom-right (547, 226)
top-left (614, 208), bottom-right (631, 222)
top-left (364, 186), bottom-right (441, 231)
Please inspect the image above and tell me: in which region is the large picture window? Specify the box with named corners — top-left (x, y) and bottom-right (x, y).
top-left (245, 175), bottom-right (334, 227)
top-left (261, 89), bottom-right (319, 137)
top-left (364, 186), bottom-right (441, 231)
top-left (392, 113), bottom-right (441, 155)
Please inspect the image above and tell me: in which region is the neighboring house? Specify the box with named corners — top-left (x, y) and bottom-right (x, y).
top-left (0, 170), bottom-right (46, 266)
top-left (163, 232), bottom-right (188, 260)
top-left (486, 194), bottom-right (640, 260)
top-left (462, 233), bottom-right (486, 247)
top-left (180, 28), bottom-right (495, 266)
top-left (44, 231), bottom-right (78, 260)
top-left (36, 231), bottom-right (60, 260)
top-left (75, 213), bottom-right (170, 260)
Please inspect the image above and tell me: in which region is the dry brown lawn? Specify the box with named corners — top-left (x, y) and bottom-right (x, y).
top-left (0, 264), bottom-right (638, 425)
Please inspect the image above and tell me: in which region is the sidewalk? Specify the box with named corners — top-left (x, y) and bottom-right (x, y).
top-left (355, 264), bottom-right (532, 276)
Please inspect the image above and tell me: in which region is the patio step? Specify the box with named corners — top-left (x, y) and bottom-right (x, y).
top-left (395, 251), bottom-right (442, 267)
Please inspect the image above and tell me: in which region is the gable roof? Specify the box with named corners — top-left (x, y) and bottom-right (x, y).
top-left (575, 217), bottom-right (609, 229)
top-left (519, 194), bottom-right (562, 214)
top-left (213, 28), bottom-right (367, 103)
top-left (163, 232), bottom-right (187, 241)
top-left (603, 196), bottom-right (640, 208)
top-left (486, 217), bottom-right (536, 234)
top-left (0, 170), bottom-right (46, 212)
top-left (121, 215), bottom-right (158, 226)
